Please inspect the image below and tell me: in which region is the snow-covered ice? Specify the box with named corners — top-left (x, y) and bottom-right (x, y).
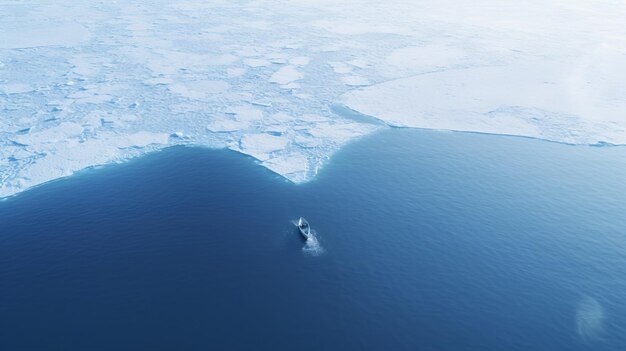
top-left (341, 62), bottom-right (626, 145)
top-left (1, 0), bottom-right (625, 198)
top-left (269, 66), bottom-right (303, 85)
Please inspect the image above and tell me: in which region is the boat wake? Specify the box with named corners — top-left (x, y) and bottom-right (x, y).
top-left (302, 230), bottom-right (324, 256)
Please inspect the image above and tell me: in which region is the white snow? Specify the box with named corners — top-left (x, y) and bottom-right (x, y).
top-left (169, 80), bottom-right (230, 99)
top-left (237, 133), bottom-right (289, 161)
top-left (1, 0), bottom-right (626, 199)
top-left (207, 119), bottom-right (248, 133)
top-left (243, 58), bottom-right (271, 68)
top-left (328, 62), bottom-right (352, 74)
top-left (341, 76), bottom-right (369, 87)
top-left (341, 61), bottom-right (626, 145)
top-left (290, 56), bottom-right (310, 66)
top-left (385, 45), bottom-right (470, 73)
top-left (0, 84), bottom-right (35, 95)
top-left (113, 132), bottom-right (170, 149)
top-left (0, 22), bottom-right (90, 49)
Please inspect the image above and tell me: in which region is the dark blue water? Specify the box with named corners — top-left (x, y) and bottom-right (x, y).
top-left (1, 129), bottom-right (626, 350)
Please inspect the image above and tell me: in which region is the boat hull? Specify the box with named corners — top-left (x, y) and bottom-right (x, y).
top-left (297, 217), bottom-right (311, 240)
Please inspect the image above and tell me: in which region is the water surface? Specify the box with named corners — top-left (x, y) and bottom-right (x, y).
top-left (1, 129), bottom-right (625, 350)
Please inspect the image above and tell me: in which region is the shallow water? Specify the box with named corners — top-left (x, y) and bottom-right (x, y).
top-left (1, 129), bottom-right (625, 350)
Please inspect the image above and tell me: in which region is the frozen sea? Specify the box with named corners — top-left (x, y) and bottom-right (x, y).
top-left (2, 0), bottom-right (626, 199)
top-left (1, 129), bottom-right (626, 350)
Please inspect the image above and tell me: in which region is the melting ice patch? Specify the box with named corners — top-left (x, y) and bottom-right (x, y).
top-left (576, 296), bottom-right (605, 341)
top-left (1, 0), bottom-right (626, 199)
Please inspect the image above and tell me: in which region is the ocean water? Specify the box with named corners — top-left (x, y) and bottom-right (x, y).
top-left (1, 129), bottom-right (625, 350)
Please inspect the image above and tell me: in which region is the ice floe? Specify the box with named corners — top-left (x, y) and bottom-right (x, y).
top-left (269, 66), bottom-right (303, 85)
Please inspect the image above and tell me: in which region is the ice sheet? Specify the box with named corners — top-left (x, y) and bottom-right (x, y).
top-left (341, 62), bottom-right (626, 145)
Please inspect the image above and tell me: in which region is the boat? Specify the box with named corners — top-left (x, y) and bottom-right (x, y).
top-left (296, 217), bottom-right (311, 240)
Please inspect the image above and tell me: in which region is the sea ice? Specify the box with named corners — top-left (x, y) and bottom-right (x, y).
top-left (0, 22), bottom-right (90, 49)
top-left (1, 0), bottom-right (625, 199)
top-left (269, 66), bottom-right (303, 85)
top-left (341, 76), bottom-right (369, 87)
top-left (341, 62), bottom-right (626, 145)
top-left (243, 59), bottom-right (271, 68)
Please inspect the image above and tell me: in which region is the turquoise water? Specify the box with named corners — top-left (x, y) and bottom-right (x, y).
top-left (1, 129), bottom-right (625, 350)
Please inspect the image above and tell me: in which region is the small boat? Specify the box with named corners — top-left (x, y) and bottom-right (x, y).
top-left (297, 217), bottom-right (311, 240)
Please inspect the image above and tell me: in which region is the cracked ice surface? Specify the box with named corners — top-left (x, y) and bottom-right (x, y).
top-left (1, 0), bottom-right (626, 198)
